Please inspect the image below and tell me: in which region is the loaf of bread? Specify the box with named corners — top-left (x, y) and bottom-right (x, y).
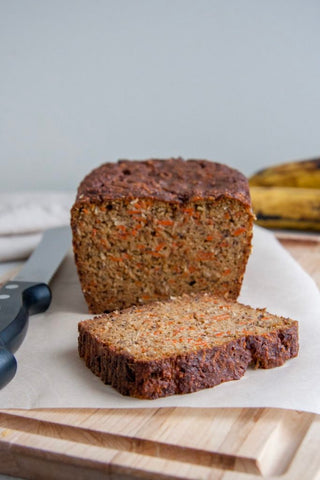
top-left (78, 293), bottom-right (299, 399)
top-left (71, 158), bottom-right (254, 313)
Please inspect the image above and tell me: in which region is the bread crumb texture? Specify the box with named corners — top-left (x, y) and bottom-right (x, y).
top-left (78, 293), bottom-right (299, 399)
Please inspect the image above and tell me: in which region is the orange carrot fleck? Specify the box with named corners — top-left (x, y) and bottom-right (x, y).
top-left (155, 243), bottom-right (166, 252)
top-left (212, 313), bottom-right (230, 321)
top-left (220, 240), bottom-right (229, 248)
top-left (157, 219), bottom-right (174, 226)
top-left (131, 226), bottom-right (143, 236)
top-left (222, 268), bottom-right (231, 276)
top-left (100, 238), bottom-right (109, 247)
top-left (141, 294), bottom-right (151, 300)
top-left (116, 225), bottom-right (127, 232)
top-left (194, 339), bottom-right (208, 346)
top-left (183, 207), bottom-right (194, 215)
top-left (149, 251), bottom-right (164, 258)
top-left (130, 201), bottom-right (145, 210)
top-left (241, 330), bottom-right (254, 335)
top-left (196, 251), bottom-right (215, 261)
top-left (109, 253), bottom-right (132, 262)
top-left (128, 209), bottom-right (143, 215)
top-left (233, 227), bottom-right (246, 236)
top-left (109, 256), bottom-right (123, 262)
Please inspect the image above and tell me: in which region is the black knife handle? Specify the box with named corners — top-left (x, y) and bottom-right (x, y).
top-left (0, 345), bottom-right (17, 389)
top-left (0, 281), bottom-right (52, 388)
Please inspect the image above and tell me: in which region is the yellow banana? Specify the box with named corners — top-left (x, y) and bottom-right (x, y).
top-left (249, 158), bottom-right (320, 189)
top-left (250, 186), bottom-right (320, 231)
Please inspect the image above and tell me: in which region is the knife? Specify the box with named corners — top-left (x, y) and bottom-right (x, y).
top-left (0, 226), bottom-right (72, 389)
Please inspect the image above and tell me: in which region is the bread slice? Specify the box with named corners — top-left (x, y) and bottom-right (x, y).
top-left (71, 158), bottom-right (254, 313)
top-left (78, 293), bottom-right (299, 399)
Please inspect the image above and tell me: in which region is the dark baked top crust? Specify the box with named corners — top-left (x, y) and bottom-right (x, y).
top-left (74, 158), bottom-right (252, 206)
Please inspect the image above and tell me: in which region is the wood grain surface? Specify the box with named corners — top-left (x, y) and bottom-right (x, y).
top-left (0, 234), bottom-right (319, 480)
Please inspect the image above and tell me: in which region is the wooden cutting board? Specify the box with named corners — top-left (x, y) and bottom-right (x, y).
top-left (0, 234), bottom-right (319, 480)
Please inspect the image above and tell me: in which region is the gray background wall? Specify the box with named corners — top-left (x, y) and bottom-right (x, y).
top-left (1, 0), bottom-right (320, 193)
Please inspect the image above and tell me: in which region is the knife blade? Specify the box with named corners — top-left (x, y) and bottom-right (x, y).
top-left (0, 226), bottom-right (72, 389)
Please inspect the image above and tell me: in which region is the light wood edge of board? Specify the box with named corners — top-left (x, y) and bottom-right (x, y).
top-left (0, 407), bottom-right (319, 480)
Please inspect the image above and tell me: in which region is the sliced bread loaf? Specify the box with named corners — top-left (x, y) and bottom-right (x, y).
top-left (78, 293), bottom-right (299, 399)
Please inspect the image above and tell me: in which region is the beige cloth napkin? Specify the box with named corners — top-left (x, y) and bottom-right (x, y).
top-left (0, 192), bottom-right (74, 261)
top-left (1, 226), bottom-right (320, 413)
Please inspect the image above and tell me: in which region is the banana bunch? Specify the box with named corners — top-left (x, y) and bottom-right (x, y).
top-left (248, 158), bottom-right (320, 231)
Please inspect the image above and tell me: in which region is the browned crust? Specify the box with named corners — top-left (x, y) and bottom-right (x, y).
top-left (72, 158), bottom-right (252, 207)
top-left (78, 322), bottom-right (299, 399)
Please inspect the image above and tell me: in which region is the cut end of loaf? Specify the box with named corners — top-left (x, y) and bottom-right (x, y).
top-left (72, 196), bottom-right (253, 313)
top-left (78, 293), bottom-right (299, 399)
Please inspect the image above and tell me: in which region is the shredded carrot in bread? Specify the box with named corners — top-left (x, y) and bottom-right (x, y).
top-left (109, 256), bottom-right (124, 262)
top-left (148, 251), bottom-right (164, 258)
top-left (127, 209), bottom-right (142, 215)
top-left (116, 225), bottom-right (127, 232)
top-left (155, 243), bottom-right (166, 252)
top-left (233, 227), bottom-right (246, 236)
top-left (183, 207), bottom-right (194, 215)
top-left (212, 313), bottom-right (230, 321)
top-left (220, 240), bottom-right (229, 248)
top-left (222, 269), bottom-right (231, 276)
top-left (157, 219), bottom-right (174, 226)
top-left (196, 251), bottom-right (215, 261)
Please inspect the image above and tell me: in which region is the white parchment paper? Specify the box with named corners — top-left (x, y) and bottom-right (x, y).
top-left (1, 226), bottom-right (320, 413)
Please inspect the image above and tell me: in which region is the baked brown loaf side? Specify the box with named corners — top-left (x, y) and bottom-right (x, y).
top-left (78, 293), bottom-right (299, 399)
top-left (71, 158), bottom-right (254, 313)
